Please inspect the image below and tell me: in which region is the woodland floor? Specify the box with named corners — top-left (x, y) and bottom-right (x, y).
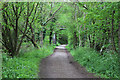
top-left (38, 45), bottom-right (98, 78)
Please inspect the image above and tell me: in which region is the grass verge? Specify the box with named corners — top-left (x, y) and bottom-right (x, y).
top-left (67, 46), bottom-right (119, 79)
top-left (2, 45), bottom-right (54, 78)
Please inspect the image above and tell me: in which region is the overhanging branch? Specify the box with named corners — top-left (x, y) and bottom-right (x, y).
top-left (44, 5), bottom-right (63, 26)
top-left (77, 3), bottom-right (88, 10)
top-left (71, 0), bottom-right (88, 10)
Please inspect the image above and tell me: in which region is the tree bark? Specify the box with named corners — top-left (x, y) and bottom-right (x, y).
top-left (118, 22), bottom-right (120, 51)
top-left (111, 10), bottom-right (117, 52)
top-left (73, 3), bottom-right (78, 48)
top-left (29, 24), bottom-right (35, 41)
top-left (49, 27), bottom-right (53, 44)
top-left (2, 3), bottom-right (15, 57)
top-left (73, 32), bottom-right (78, 48)
top-left (40, 31), bottom-right (43, 47)
top-left (88, 35), bottom-right (93, 48)
top-left (25, 34), bottom-right (39, 49)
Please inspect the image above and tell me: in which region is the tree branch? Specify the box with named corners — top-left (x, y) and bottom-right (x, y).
top-left (30, 3), bottom-right (39, 24)
top-left (3, 10), bottom-right (15, 30)
top-left (16, 2), bottom-right (30, 53)
top-left (18, 3), bottom-right (25, 18)
top-left (77, 3), bottom-right (88, 10)
top-left (0, 3), bottom-right (8, 11)
top-left (44, 5), bottom-right (63, 25)
top-left (29, 3), bottom-right (35, 17)
top-left (12, 3), bottom-right (16, 15)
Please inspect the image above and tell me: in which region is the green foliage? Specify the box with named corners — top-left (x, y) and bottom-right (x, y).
top-left (0, 51), bottom-right (1, 79)
top-left (2, 45), bottom-right (54, 78)
top-left (1, 2), bottom-right (120, 79)
top-left (70, 47), bottom-right (120, 78)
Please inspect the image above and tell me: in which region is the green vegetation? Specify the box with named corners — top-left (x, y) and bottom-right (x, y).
top-left (0, 2), bottom-right (120, 79)
top-left (0, 51), bottom-right (1, 79)
top-left (2, 44), bottom-right (54, 78)
top-left (65, 2), bottom-right (120, 79)
top-left (68, 47), bottom-right (119, 78)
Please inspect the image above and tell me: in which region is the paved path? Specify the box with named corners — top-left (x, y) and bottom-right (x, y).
top-left (39, 45), bottom-right (97, 78)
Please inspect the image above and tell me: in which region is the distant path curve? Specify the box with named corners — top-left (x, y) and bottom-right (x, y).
top-left (39, 45), bottom-right (97, 78)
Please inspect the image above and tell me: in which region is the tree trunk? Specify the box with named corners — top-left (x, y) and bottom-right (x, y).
top-left (55, 33), bottom-right (57, 44)
top-left (14, 17), bottom-right (18, 55)
top-left (118, 21), bottom-right (120, 76)
top-left (73, 32), bottom-right (78, 48)
top-left (92, 32), bottom-right (95, 48)
top-left (92, 20), bottom-right (95, 48)
top-left (43, 27), bottom-right (46, 40)
top-left (78, 25), bottom-right (82, 46)
top-left (88, 35), bottom-right (93, 48)
top-left (2, 3), bottom-right (15, 57)
top-left (40, 31), bottom-right (43, 46)
top-left (73, 3), bottom-right (78, 48)
top-left (111, 10), bottom-right (117, 52)
top-left (118, 25), bottom-right (120, 51)
top-left (49, 27), bottom-right (53, 44)
top-left (118, 2), bottom-right (120, 77)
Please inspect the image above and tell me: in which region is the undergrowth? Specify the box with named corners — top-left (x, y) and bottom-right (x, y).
top-left (0, 49), bottom-right (1, 79)
top-left (68, 47), bottom-right (120, 79)
top-left (2, 44), bottom-right (54, 78)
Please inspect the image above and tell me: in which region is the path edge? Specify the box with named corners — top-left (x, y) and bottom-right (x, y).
top-left (65, 48), bottom-right (100, 78)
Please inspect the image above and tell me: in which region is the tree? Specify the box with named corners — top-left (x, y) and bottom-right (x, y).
top-left (2, 2), bottom-right (27, 57)
top-left (1, 2), bottom-right (63, 57)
